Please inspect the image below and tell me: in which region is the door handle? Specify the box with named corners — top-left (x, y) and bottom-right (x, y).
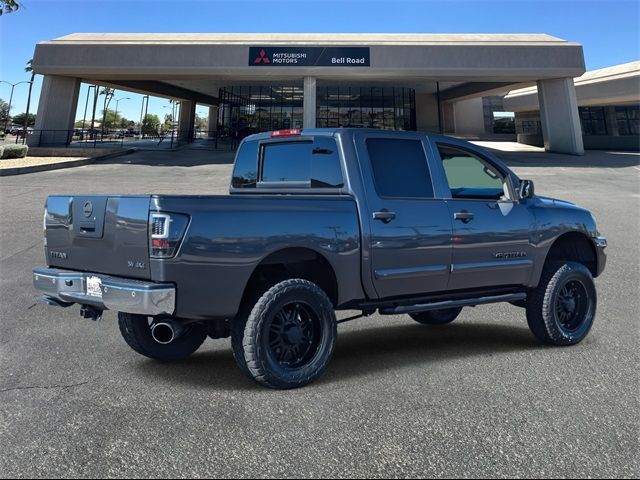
top-left (454, 211), bottom-right (474, 223)
top-left (373, 209), bottom-right (396, 223)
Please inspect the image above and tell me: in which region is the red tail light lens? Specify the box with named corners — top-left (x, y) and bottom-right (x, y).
top-left (149, 212), bottom-right (189, 258)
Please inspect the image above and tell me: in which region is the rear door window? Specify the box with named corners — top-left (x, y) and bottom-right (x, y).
top-left (366, 138), bottom-right (434, 198)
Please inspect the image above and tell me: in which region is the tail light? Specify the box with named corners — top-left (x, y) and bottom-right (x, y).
top-left (149, 212), bottom-right (189, 258)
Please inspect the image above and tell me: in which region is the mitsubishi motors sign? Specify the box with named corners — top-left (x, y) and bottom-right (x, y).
top-left (249, 46), bottom-right (370, 67)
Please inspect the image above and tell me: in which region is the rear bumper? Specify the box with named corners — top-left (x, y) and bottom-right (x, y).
top-left (592, 236), bottom-right (607, 277)
top-left (32, 267), bottom-right (175, 316)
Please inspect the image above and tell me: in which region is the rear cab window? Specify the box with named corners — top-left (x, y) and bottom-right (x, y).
top-left (231, 136), bottom-right (344, 190)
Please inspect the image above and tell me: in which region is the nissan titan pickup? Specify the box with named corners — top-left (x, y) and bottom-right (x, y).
top-left (33, 129), bottom-right (607, 389)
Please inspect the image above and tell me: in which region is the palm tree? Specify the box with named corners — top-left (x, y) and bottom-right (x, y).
top-left (23, 59), bottom-right (35, 136)
top-left (99, 87), bottom-right (115, 137)
top-left (0, 0), bottom-right (21, 15)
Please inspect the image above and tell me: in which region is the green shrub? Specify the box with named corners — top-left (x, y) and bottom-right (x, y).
top-left (0, 146), bottom-right (4, 159)
top-left (1, 144), bottom-right (28, 159)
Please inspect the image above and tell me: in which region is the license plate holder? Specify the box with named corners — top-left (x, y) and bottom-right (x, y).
top-left (86, 276), bottom-right (103, 298)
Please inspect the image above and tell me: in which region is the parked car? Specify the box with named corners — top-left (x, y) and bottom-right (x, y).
top-left (33, 128), bottom-right (607, 389)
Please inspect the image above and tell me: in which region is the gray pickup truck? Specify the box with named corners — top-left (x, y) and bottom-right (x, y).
top-left (33, 128), bottom-right (607, 389)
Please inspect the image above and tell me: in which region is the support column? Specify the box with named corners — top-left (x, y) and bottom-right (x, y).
top-left (303, 76), bottom-right (316, 129)
top-left (442, 102), bottom-right (456, 134)
top-left (29, 75), bottom-right (81, 146)
top-left (178, 100), bottom-right (196, 142)
top-left (208, 105), bottom-right (218, 138)
top-left (537, 78), bottom-right (584, 155)
top-left (604, 106), bottom-right (619, 136)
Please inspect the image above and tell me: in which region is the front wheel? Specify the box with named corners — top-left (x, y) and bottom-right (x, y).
top-left (526, 262), bottom-right (597, 345)
top-left (410, 307), bottom-right (463, 325)
top-left (235, 279), bottom-right (337, 389)
top-left (118, 313), bottom-right (207, 361)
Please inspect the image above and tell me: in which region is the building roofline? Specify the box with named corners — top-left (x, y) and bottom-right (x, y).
top-left (506, 61), bottom-right (640, 98)
top-left (43, 32), bottom-right (577, 47)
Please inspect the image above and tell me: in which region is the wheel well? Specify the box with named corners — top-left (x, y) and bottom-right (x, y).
top-left (545, 232), bottom-right (597, 276)
top-left (240, 248), bottom-right (339, 310)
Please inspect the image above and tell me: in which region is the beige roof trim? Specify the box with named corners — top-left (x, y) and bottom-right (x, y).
top-left (43, 32), bottom-right (575, 47)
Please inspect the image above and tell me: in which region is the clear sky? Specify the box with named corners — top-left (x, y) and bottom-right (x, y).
top-left (0, 0), bottom-right (638, 124)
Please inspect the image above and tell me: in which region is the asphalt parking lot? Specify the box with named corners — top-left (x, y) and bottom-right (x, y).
top-left (1, 146), bottom-right (638, 478)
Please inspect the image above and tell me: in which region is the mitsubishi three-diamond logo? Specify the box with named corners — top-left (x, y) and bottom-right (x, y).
top-left (254, 49), bottom-right (270, 64)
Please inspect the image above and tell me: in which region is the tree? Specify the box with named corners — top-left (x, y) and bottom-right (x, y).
top-left (24, 59), bottom-right (36, 131)
top-left (141, 113), bottom-right (160, 135)
top-left (163, 113), bottom-right (173, 132)
top-left (99, 87), bottom-right (115, 134)
top-left (195, 113), bottom-right (208, 131)
top-left (11, 112), bottom-right (36, 127)
top-left (101, 108), bottom-right (123, 130)
top-left (0, 0), bottom-right (20, 15)
top-left (0, 98), bottom-right (9, 126)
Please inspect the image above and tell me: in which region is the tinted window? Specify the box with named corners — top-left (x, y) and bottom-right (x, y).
top-left (231, 140), bottom-right (258, 188)
top-left (438, 145), bottom-right (506, 200)
top-left (260, 138), bottom-right (344, 188)
top-left (366, 138), bottom-right (433, 198)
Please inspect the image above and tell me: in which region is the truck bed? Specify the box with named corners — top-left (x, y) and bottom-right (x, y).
top-left (45, 194), bottom-right (363, 320)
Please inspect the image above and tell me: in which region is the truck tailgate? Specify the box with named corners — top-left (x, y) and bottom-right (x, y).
top-left (45, 195), bottom-right (152, 280)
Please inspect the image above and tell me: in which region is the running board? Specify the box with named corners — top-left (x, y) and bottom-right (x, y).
top-left (379, 292), bottom-right (527, 315)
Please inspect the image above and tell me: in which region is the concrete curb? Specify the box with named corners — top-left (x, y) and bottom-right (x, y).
top-left (0, 148), bottom-right (137, 176)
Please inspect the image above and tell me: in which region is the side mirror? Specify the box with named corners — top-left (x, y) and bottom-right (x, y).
top-left (519, 179), bottom-right (535, 200)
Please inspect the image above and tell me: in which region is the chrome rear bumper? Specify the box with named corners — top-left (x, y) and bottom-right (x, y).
top-left (33, 267), bottom-right (175, 316)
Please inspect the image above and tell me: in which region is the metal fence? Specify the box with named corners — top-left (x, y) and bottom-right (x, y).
top-left (4, 129), bottom-right (235, 150)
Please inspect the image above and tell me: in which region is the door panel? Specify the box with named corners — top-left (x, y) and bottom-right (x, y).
top-left (433, 142), bottom-right (536, 290)
top-left (447, 199), bottom-right (535, 289)
top-left (355, 132), bottom-right (453, 299)
top-left (369, 200), bottom-right (453, 297)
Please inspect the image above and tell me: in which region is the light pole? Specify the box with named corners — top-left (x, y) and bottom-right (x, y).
top-left (113, 97), bottom-right (130, 131)
top-left (138, 95), bottom-right (148, 138)
top-left (1, 80), bottom-right (32, 133)
top-left (113, 97), bottom-right (130, 146)
top-left (197, 109), bottom-right (208, 138)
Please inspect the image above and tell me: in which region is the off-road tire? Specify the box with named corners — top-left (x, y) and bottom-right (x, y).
top-left (118, 312), bottom-right (207, 361)
top-left (237, 279), bottom-right (337, 389)
top-left (526, 261), bottom-right (597, 345)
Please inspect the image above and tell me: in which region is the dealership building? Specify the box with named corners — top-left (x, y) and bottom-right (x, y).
top-left (31, 33), bottom-right (591, 154)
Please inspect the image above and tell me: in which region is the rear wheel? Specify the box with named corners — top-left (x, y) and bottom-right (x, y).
top-left (118, 312), bottom-right (207, 361)
top-left (410, 307), bottom-right (463, 325)
top-left (234, 279), bottom-right (337, 389)
top-left (526, 261), bottom-right (597, 345)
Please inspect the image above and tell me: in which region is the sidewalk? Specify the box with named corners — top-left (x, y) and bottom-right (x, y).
top-left (0, 148), bottom-right (135, 176)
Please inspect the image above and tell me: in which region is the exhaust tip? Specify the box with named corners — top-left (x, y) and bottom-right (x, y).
top-left (151, 322), bottom-right (175, 344)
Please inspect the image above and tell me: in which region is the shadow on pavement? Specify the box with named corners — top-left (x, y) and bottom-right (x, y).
top-left (98, 148), bottom-right (237, 167)
top-left (133, 321), bottom-right (540, 391)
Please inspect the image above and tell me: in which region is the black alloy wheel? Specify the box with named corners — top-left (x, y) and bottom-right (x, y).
top-left (265, 301), bottom-right (322, 369)
top-left (555, 279), bottom-right (590, 332)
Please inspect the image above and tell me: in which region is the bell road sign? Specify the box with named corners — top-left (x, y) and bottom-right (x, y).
top-left (249, 47), bottom-right (370, 67)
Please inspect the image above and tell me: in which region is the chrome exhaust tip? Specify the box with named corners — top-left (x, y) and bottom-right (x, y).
top-left (151, 321), bottom-right (177, 345)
